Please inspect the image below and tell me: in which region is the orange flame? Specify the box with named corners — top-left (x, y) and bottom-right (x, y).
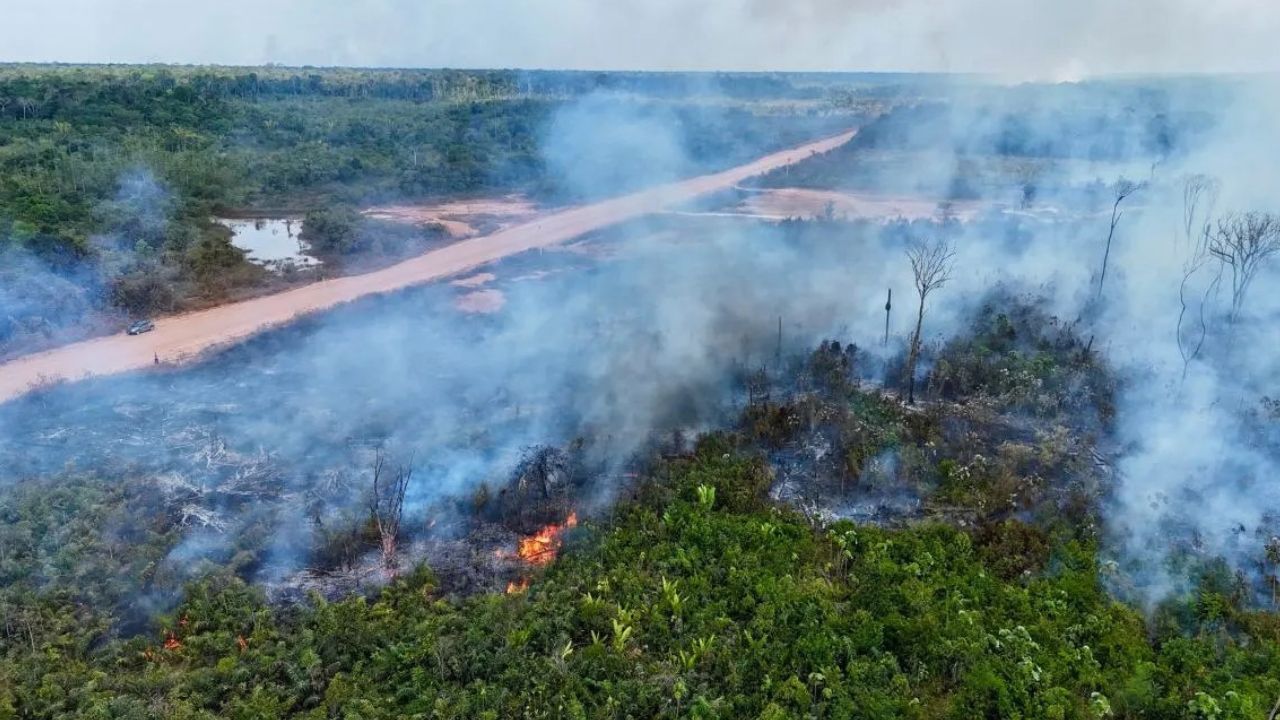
top-left (163, 631), bottom-right (183, 651)
top-left (505, 578), bottom-right (530, 593)
top-left (516, 512), bottom-right (578, 566)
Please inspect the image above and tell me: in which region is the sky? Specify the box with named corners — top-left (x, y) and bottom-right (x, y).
top-left (5, 0), bottom-right (1280, 78)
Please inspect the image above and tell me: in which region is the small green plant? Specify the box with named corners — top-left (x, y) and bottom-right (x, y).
top-left (661, 576), bottom-right (684, 618)
top-left (696, 484), bottom-right (716, 510)
top-left (611, 618), bottom-right (633, 652)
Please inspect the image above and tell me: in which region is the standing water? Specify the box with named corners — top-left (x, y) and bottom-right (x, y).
top-left (216, 217), bottom-right (321, 268)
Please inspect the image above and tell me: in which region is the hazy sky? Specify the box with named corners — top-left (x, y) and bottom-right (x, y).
top-left (7, 0), bottom-right (1280, 77)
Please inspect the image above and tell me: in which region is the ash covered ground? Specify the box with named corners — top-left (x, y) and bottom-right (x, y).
top-left (5, 80), bottom-right (1280, 626)
top-left (0, 216), bottom-right (931, 607)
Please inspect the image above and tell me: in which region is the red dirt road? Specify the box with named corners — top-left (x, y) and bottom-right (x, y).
top-left (0, 131), bottom-right (854, 404)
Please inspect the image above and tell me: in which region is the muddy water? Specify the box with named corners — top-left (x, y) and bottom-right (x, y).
top-left (217, 217), bottom-right (320, 267)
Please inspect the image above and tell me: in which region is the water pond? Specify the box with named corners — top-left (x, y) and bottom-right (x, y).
top-left (216, 217), bottom-right (320, 267)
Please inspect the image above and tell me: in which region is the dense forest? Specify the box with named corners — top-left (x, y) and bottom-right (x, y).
top-left (5, 447), bottom-right (1278, 718)
top-left (0, 66), bottom-right (859, 358)
top-left (749, 80), bottom-right (1218, 202)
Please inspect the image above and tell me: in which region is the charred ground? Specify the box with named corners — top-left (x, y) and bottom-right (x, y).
top-left (4, 285), bottom-right (1280, 717)
top-left (4, 72), bottom-right (1280, 718)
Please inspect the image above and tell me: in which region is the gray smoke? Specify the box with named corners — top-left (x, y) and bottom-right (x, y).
top-left (0, 169), bottom-right (170, 357)
top-left (3, 71), bottom-right (1280, 610)
top-left (836, 75), bottom-right (1280, 606)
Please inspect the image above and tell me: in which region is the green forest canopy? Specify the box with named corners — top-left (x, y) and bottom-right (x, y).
top-left (2, 440), bottom-right (1277, 719)
top-left (0, 66), bottom-right (859, 357)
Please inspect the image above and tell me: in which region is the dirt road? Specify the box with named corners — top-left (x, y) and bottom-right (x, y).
top-left (0, 130), bottom-right (854, 404)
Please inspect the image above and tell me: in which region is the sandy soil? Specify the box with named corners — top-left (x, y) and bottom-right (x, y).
top-left (454, 289), bottom-right (507, 314)
top-left (362, 195), bottom-right (540, 238)
top-left (0, 130), bottom-right (855, 404)
top-left (725, 187), bottom-right (986, 223)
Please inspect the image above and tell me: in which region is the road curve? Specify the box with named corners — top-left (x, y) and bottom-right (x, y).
top-left (0, 130), bottom-right (855, 404)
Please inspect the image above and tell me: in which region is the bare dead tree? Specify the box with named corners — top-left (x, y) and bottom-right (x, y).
top-left (1182, 176), bottom-right (1218, 249)
top-left (1096, 179), bottom-right (1139, 299)
top-left (904, 238), bottom-right (955, 405)
top-left (883, 288), bottom-right (892, 347)
top-left (746, 366), bottom-right (770, 407)
top-left (368, 451), bottom-right (414, 576)
top-left (776, 316), bottom-right (783, 368)
top-left (1208, 211), bottom-right (1280, 325)
top-left (1175, 175), bottom-right (1221, 379)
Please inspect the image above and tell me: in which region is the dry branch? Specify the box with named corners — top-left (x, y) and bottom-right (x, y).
top-left (369, 451), bottom-right (414, 575)
top-left (1208, 211), bottom-right (1280, 324)
top-left (904, 238), bottom-right (955, 405)
top-left (1097, 179), bottom-right (1138, 299)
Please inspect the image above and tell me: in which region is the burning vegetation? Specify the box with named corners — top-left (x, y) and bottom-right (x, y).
top-left (495, 509), bottom-right (579, 593)
top-left (4, 65), bottom-right (1280, 718)
top-left (513, 511), bottom-right (579, 566)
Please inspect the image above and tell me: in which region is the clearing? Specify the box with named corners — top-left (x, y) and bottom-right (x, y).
top-left (361, 194), bottom-right (541, 238)
top-left (0, 130), bottom-right (855, 404)
top-left (691, 187), bottom-right (987, 223)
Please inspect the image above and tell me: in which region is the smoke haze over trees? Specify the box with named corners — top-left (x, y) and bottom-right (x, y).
top-left (0, 65), bottom-right (855, 357)
top-left (4, 69), bottom-right (1280, 609)
top-left (4, 2), bottom-right (1280, 715)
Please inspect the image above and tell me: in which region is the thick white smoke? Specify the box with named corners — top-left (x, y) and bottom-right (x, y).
top-left (915, 77), bottom-right (1280, 605)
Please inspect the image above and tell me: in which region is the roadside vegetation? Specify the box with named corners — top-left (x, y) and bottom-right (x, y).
top-left (0, 66), bottom-right (859, 358)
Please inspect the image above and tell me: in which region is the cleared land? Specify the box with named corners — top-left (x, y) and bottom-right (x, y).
top-left (0, 130), bottom-right (855, 403)
top-left (734, 187), bottom-right (985, 222)
top-left (361, 195), bottom-right (541, 238)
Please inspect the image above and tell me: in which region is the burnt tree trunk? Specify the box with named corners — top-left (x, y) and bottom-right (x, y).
top-left (368, 452), bottom-right (413, 577)
top-left (883, 288), bottom-right (892, 347)
top-left (905, 295), bottom-right (925, 405)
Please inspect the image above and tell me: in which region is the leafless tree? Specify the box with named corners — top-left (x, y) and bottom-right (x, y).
top-left (1182, 176), bottom-right (1217, 249)
top-left (1097, 179), bottom-right (1139, 299)
top-left (1175, 175), bottom-right (1221, 379)
top-left (746, 366), bottom-right (770, 407)
top-left (904, 238), bottom-right (955, 404)
top-left (1208, 211), bottom-right (1280, 325)
top-left (776, 315), bottom-right (783, 368)
top-left (368, 451), bottom-right (414, 576)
